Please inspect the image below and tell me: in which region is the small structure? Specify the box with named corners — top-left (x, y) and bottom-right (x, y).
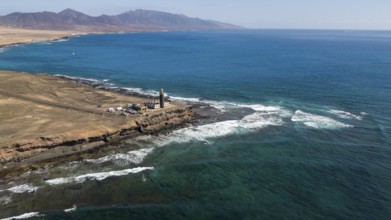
top-left (107, 108), bottom-right (115, 113)
top-left (145, 100), bottom-right (160, 109)
top-left (131, 103), bottom-right (142, 111)
top-left (116, 107), bottom-right (124, 111)
top-left (144, 88), bottom-right (170, 110)
top-left (160, 88), bottom-right (165, 109)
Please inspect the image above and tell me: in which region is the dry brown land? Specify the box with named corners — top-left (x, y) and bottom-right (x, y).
top-left (0, 26), bottom-right (88, 47)
top-left (0, 71), bottom-right (189, 163)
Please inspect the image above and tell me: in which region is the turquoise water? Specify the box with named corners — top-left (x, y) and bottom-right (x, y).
top-left (0, 30), bottom-right (391, 219)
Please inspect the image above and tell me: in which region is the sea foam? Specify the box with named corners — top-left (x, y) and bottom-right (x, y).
top-left (150, 110), bottom-right (284, 147)
top-left (7, 184), bottom-right (39, 194)
top-left (123, 87), bottom-right (159, 97)
top-left (292, 110), bottom-right (353, 129)
top-left (64, 205), bottom-right (77, 213)
top-left (0, 212), bottom-right (43, 220)
top-left (329, 109), bottom-right (363, 120)
top-left (85, 148), bottom-right (153, 166)
top-left (45, 167), bottom-right (154, 185)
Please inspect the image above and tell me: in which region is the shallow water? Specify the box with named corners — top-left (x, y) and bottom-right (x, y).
top-left (0, 30), bottom-right (390, 219)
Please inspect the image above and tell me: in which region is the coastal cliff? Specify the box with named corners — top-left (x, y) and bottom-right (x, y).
top-left (0, 71), bottom-right (195, 168)
top-left (0, 107), bottom-right (193, 165)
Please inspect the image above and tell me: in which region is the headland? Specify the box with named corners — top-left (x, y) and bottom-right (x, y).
top-left (0, 71), bottom-right (194, 169)
top-left (0, 26), bottom-right (87, 48)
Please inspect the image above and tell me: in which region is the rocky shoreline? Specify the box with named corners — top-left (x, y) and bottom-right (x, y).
top-left (0, 72), bottom-right (200, 174)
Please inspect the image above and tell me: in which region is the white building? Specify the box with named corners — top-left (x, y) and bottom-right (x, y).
top-left (145, 102), bottom-right (160, 109)
top-left (107, 108), bottom-right (115, 113)
top-left (145, 98), bottom-right (170, 109)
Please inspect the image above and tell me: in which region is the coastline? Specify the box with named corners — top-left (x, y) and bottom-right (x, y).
top-left (0, 27), bottom-right (88, 48)
top-left (0, 71), bottom-right (196, 173)
top-left (0, 26), bottom-right (186, 49)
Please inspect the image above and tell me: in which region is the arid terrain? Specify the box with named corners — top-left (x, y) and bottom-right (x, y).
top-left (0, 26), bottom-right (84, 47)
top-left (0, 71), bottom-right (192, 164)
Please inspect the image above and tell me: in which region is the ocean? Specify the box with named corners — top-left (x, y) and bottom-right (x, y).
top-left (0, 29), bottom-right (390, 219)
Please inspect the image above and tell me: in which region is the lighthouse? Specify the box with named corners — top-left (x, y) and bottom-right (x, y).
top-left (159, 88), bottom-right (165, 108)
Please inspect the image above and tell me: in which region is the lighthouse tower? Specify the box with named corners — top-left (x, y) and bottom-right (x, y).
top-left (159, 88), bottom-right (165, 108)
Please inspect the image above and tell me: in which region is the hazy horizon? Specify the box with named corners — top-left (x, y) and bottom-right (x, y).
top-left (1, 0), bottom-right (391, 30)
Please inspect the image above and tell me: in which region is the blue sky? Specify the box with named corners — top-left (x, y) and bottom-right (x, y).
top-left (1, 0), bottom-right (390, 30)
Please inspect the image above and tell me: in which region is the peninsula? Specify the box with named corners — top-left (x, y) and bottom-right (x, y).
top-left (0, 71), bottom-right (193, 167)
top-left (0, 8), bottom-right (239, 166)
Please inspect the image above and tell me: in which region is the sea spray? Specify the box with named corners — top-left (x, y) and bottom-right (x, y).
top-left (291, 110), bottom-right (353, 129)
top-left (0, 212), bottom-right (43, 220)
top-left (7, 184), bottom-right (39, 194)
top-left (45, 167), bottom-right (154, 185)
top-left (85, 148), bottom-right (154, 166)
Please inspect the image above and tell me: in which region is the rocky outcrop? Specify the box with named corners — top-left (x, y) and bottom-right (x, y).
top-left (136, 108), bottom-right (193, 134)
top-left (0, 107), bottom-right (193, 165)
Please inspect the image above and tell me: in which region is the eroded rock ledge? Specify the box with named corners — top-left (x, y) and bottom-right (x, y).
top-left (0, 107), bottom-right (193, 165)
top-left (0, 71), bottom-right (199, 170)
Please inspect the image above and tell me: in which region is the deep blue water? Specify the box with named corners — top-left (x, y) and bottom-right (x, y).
top-left (0, 30), bottom-right (391, 219)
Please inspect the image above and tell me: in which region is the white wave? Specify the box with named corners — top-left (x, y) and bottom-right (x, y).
top-left (169, 96), bottom-right (287, 115)
top-left (329, 109), bottom-right (363, 120)
top-left (169, 96), bottom-right (201, 103)
top-left (85, 148), bottom-right (153, 166)
top-left (0, 212), bottom-right (43, 220)
top-left (45, 167), bottom-right (154, 185)
top-left (292, 110), bottom-right (353, 129)
top-left (54, 74), bottom-right (103, 83)
top-left (168, 96), bottom-right (234, 111)
top-left (64, 205), bottom-right (77, 213)
top-left (123, 87), bottom-right (158, 97)
top-left (52, 38), bottom-right (69, 43)
top-left (7, 184), bottom-right (39, 194)
top-left (236, 103), bottom-right (283, 112)
top-left (151, 111), bottom-right (283, 147)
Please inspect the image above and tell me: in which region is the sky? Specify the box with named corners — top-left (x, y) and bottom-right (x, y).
top-left (1, 0), bottom-right (391, 30)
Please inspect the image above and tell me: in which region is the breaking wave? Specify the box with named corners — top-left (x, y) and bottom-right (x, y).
top-left (45, 167), bottom-right (154, 185)
top-left (54, 74), bottom-right (104, 84)
top-left (149, 110), bottom-right (285, 147)
top-left (292, 110), bottom-right (353, 129)
top-left (7, 184), bottom-right (39, 194)
top-left (329, 109), bottom-right (363, 120)
top-left (64, 205), bottom-right (77, 213)
top-left (0, 212), bottom-right (43, 220)
top-left (85, 148), bottom-right (153, 166)
top-left (123, 87), bottom-right (158, 97)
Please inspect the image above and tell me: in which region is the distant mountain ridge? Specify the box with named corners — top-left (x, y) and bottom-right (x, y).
top-left (0, 9), bottom-right (240, 31)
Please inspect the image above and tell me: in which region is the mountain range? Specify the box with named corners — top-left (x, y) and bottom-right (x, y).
top-left (0, 9), bottom-right (240, 31)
